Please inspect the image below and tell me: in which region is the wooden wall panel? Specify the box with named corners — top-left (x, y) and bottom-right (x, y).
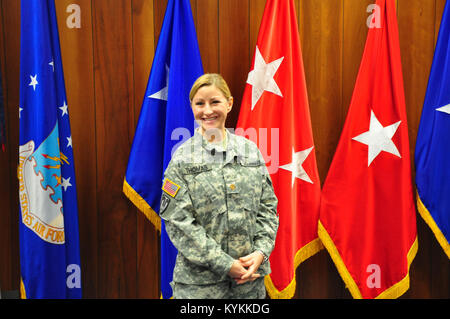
top-left (219, 0), bottom-right (249, 128)
top-left (435, 0), bottom-right (447, 43)
top-left (298, 0), bottom-right (348, 299)
top-left (300, 0), bottom-right (344, 185)
top-left (342, 0), bottom-right (372, 115)
top-left (0, 0), bottom-right (13, 291)
top-left (131, 0), bottom-right (160, 299)
top-left (55, 0), bottom-right (98, 299)
top-left (398, 0), bottom-right (437, 299)
top-left (196, 0), bottom-right (219, 73)
top-left (431, 0), bottom-right (450, 298)
top-left (153, 0), bottom-right (168, 50)
top-left (0, 0), bottom-right (448, 299)
top-left (399, 0), bottom-right (436, 162)
top-left (0, 0), bottom-right (20, 292)
top-left (92, 0), bottom-right (137, 298)
top-left (249, 0), bottom-right (266, 61)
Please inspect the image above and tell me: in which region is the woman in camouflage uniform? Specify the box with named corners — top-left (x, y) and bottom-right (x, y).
top-left (160, 73), bottom-right (279, 299)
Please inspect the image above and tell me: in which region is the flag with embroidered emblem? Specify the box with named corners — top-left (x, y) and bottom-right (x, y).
top-left (19, 0), bottom-right (82, 298)
top-left (318, 0), bottom-right (417, 299)
top-left (123, 0), bottom-right (203, 299)
top-left (236, 0), bottom-right (322, 299)
top-left (415, 0), bottom-right (450, 259)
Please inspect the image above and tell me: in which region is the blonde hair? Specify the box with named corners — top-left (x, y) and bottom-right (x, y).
top-left (189, 73), bottom-right (232, 102)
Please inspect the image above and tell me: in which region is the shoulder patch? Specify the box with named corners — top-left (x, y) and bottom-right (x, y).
top-left (162, 178), bottom-right (181, 198)
top-left (160, 194), bottom-right (171, 213)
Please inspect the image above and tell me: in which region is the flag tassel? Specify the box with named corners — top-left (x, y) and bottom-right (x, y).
top-left (416, 193), bottom-right (450, 259)
top-left (318, 221), bottom-right (362, 298)
top-left (123, 179), bottom-right (161, 232)
top-left (318, 221), bottom-right (418, 299)
top-left (265, 238), bottom-right (323, 299)
top-left (20, 278), bottom-right (27, 299)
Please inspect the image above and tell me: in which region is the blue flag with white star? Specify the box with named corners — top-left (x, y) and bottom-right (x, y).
top-left (19, 0), bottom-right (82, 298)
top-left (415, 0), bottom-right (450, 259)
top-left (123, 0), bottom-right (203, 298)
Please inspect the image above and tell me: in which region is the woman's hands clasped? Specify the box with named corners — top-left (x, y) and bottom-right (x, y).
top-left (228, 251), bottom-right (264, 284)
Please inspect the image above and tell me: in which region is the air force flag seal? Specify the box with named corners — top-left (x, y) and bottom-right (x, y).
top-left (18, 124), bottom-right (66, 245)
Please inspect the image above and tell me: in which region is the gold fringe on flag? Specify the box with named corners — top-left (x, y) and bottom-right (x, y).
top-left (265, 238), bottom-right (323, 299)
top-left (20, 278), bottom-right (27, 299)
top-left (318, 220), bottom-right (418, 299)
top-left (123, 179), bottom-right (161, 232)
top-left (416, 193), bottom-right (450, 259)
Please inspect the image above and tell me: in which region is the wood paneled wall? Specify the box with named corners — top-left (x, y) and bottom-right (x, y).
top-left (0, 0), bottom-right (448, 298)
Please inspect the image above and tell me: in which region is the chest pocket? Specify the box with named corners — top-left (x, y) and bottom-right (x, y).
top-left (181, 164), bottom-right (227, 229)
top-left (235, 158), bottom-right (264, 212)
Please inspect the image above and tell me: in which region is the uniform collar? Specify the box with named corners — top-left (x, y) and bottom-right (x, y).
top-left (194, 128), bottom-right (241, 163)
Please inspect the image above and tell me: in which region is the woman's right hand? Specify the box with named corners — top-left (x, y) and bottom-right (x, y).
top-left (228, 260), bottom-right (261, 284)
top-left (228, 260), bottom-right (247, 279)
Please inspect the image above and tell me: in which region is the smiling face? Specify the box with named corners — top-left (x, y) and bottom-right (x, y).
top-left (191, 84), bottom-right (233, 140)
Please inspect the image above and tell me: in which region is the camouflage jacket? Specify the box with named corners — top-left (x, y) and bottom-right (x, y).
top-left (160, 129), bottom-right (279, 285)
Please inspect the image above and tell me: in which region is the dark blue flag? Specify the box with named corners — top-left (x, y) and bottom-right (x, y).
top-left (415, 0), bottom-right (450, 259)
top-left (123, 0), bottom-right (203, 298)
top-left (19, 0), bottom-right (82, 298)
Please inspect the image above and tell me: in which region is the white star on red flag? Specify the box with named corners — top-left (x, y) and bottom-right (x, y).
top-left (280, 146), bottom-right (314, 186)
top-left (352, 109), bottom-right (401, 166)
top-left (246, 46), bottom-right (284, 110)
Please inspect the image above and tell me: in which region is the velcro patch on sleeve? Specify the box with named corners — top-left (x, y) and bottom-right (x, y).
top-left (162, 178), bottom-right (181, 198)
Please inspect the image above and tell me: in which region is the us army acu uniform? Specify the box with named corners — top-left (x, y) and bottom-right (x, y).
top-left (160, 129), bottom-right (279, 299)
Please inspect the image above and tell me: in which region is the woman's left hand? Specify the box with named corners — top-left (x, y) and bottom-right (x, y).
top-left (234, 251), bottom-right (264, 284)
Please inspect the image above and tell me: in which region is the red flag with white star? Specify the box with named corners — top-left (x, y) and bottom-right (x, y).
top-left (236, 0), bottom-right (322, 299)
top-left (318, 0), bottom-right (417, 299)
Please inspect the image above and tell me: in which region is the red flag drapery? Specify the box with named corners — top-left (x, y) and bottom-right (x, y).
top-left (236, 0), bottom-right (322, 299)
top-left (318, 0), bottom-right (417, 299)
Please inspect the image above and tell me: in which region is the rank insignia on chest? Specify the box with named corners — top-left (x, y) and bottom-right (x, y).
top-left (162, 178), bottom-right (180, 198)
